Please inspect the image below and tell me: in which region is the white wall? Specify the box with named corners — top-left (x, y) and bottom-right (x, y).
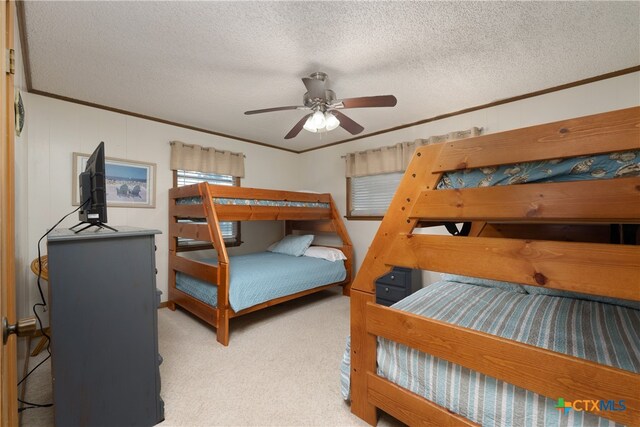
top-left (16, 94), bottom-right (300, 320)
top-left (299, 72), bottom-right (640, 285)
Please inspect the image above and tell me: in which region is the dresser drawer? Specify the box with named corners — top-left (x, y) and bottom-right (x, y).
top-left (376, 269), bottom-right (408, 286)
top-left (376, 283), bottom-right (407, 302)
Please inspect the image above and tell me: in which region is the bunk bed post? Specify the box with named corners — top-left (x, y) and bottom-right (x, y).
top-left (350, 144), bottom-right (444, 424)
top-left (167, 189), bottom-right (178, 311)
top-left (199, 183), bottom-right (231, 345)
top-left (329, 196), bottom-right (354, 295)
top-left (216, 262), bottom-right (230, 346)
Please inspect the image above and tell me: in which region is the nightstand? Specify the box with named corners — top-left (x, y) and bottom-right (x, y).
top-left (375, 267), bottom-right (423, 306)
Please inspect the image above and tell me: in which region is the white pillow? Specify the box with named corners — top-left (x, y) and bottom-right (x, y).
top-left (303, 246), bottom-right (347, 262)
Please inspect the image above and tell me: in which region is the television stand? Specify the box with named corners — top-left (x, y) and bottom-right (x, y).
top-left (69, 221), bottom-right (118, 234)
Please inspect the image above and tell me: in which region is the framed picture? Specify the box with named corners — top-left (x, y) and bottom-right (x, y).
top-left (72, 153), bottom-right (156, 208)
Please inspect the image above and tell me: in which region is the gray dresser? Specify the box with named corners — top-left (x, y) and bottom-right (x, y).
top-left (47, 227), bottom-right (164, 426)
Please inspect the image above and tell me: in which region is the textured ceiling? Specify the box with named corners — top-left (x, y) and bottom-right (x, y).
top-left (22, 1), bottom-right (640, 152)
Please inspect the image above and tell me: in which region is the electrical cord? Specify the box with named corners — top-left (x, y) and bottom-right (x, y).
top-left (16, 353), bottom-right (50, 387)
top-left (18, 397), bottom-right (53, 409)
top-left (18, 406), bottom-right (44, 413)
top-left (17, 199), bottom-right (90, 410)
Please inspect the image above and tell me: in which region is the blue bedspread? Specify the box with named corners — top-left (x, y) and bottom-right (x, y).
top-left (176, 251), bottom-right (346, 312)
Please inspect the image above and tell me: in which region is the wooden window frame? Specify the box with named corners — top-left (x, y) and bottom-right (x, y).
top-left (172, 170), bottom-right (242, 251)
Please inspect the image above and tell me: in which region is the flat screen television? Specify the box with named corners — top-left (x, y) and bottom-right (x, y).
top-left (71, 141), bottom-right (116, 233)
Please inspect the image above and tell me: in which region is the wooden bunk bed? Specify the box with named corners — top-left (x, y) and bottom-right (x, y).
top-left (348, 107), bottom-right (640, 426)
top-left (168, 183), bottom-right (353, 346)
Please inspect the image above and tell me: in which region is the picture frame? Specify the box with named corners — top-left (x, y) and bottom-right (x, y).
top-left (72, 153), bottom-right (156, 208)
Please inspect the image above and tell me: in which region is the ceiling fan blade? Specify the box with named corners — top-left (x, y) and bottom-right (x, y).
top-left (302, 77), bottom-right (326, 99)
top-left (244, 106), bottom-right (305, 115)
top-left (336, 95), bottom-right (397, 109)
top-left (332, 110), bottom-right (364, 135)
top-left (284, 113), bottom-right (313, 139)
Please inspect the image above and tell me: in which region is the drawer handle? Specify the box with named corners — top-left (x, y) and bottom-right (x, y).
top-left (390, 275), bottom-right (395, 280)
top-left (384, 287), bottom-right (389, 293)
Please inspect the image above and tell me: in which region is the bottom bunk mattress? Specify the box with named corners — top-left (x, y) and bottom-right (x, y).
top-left (176, 251), bottom-right (346, 312)
top-left (341, 281), bottom-right (640, 427)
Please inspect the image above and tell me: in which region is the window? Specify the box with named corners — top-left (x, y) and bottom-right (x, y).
top-left (174, 170), bottom-right (241, 250)
top-left (347, 172), bottom-right (403, 219)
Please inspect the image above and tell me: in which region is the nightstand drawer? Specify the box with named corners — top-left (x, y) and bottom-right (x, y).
top-left (376, 269), bottom-right (408, 286)
top-left (376, 283), bottom-right (406, 302)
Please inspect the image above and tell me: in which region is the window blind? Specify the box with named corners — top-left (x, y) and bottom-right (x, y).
top-left (350, 172), bottom-right (403, 216)
top-left (176, 170), bottom-right (238, 245)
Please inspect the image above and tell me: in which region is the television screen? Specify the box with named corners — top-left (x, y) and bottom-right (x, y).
top-left (73, 142), bottom-right (115, 232)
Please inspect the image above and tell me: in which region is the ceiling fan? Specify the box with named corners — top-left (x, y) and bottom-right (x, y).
top-left (244, 72), bottom-right (397, 139)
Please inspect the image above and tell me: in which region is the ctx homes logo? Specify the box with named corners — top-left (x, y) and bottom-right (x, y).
top-left (555, 398), bottom-right (626, 414)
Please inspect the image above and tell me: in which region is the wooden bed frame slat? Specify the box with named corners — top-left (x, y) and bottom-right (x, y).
top-left (215, 205), bottom-right (332, 221)
top-left (169, 254), bottom-right (218, 284)
top-left (412, 177), bottom-right (640, 223)
top-left (433, 106), bottom-right (640, 172)
top-left (229, 281), bottom-right (347, 318)
top-left (385, 234), bottom-right (640, 301)
top-left (287, 220), bottom-right (336, 233)
top-left (171, 204), bottom-right (206, 218)
top-left (169, 222), bottom-right (212, 242)
top-left (168, 286), bottom-right (218, 325)
top-left (476, 223), bottom-right (612, 243)
top-left (366, 303), bottom-right (640, 426)
top-left (367, 374), bottom-right (480, 427)
top-left (169, 184), bottom-right (201, 199)
top-left (206, 184), bottom-right (332, 203)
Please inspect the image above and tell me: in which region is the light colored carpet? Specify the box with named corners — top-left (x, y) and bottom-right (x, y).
top-left (20, 288), bottom-right (403, 426)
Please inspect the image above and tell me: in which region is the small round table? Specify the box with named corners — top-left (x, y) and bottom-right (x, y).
top-left (30, 255), bottom-right (48, 281)
top-left (29, 256), bottom-right (49, 356)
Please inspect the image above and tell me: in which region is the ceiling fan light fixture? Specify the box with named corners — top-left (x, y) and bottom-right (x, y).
top-left (324, 112), bottom-right (340, 131)
top-left (303, 115), bottom-right (318, 132)
top-left (311, 110), bottom-right (326, 129)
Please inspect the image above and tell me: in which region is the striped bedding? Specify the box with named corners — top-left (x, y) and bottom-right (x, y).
top-left (340, 281), bottom-right (640, 426)
top-left (176, 196), bottom-right (329, 208)
top-left (176, 251), bottom-right (346, 312)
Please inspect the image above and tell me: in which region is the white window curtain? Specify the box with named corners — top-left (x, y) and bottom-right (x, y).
top-left (170, 141), bottom-right (245, 178)
top-left (344, 127), bottom-right (482, 178)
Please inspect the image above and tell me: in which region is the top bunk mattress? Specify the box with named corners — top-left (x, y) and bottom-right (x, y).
top-left (437, 150), bottom-right (639, 189)
top-left (176, 251), bottom-right (346, 312)
top-left (176, 196), bottom-right (330, 208)
top-left (341, 280), bottom-right (639, 426)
